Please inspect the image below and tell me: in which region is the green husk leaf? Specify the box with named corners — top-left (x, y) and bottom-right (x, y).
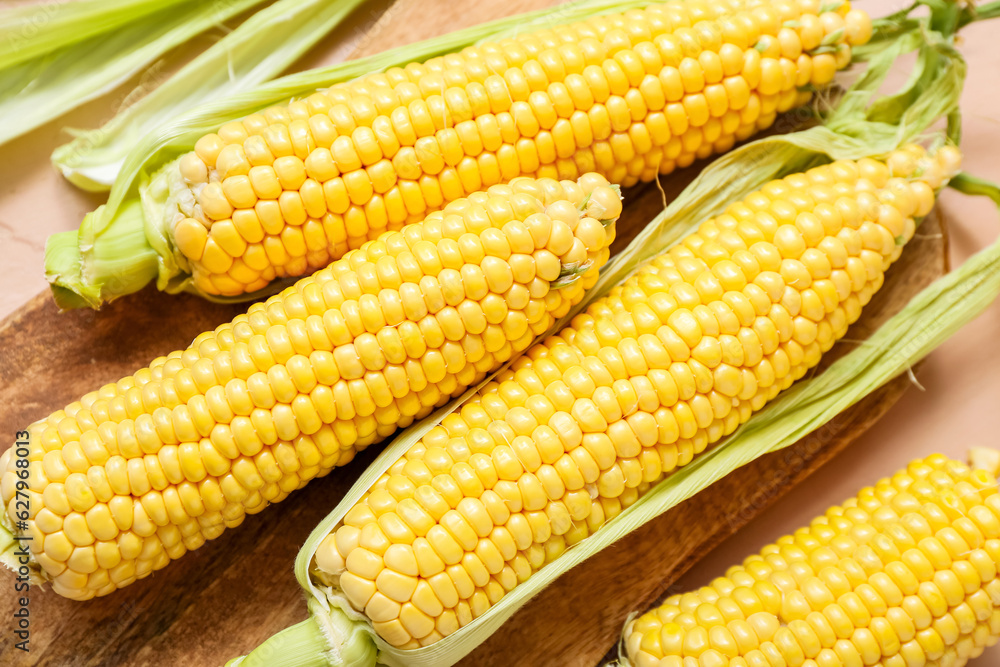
top-left (52, 0), bottom-right (368, 192)
top-left (223, 5), bottom-right (989, 667)
top-left (0, 0), bottom-right (191, 69)
top-left (0, 0), bottom-right (269, 147)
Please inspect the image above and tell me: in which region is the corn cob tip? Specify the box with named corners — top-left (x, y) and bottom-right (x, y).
top-left (884, 143), bottom-right (963, 193)
top-left (843, 8), bottom-right (872, 46)
top-left (970, 447), bottom-right (1000, 477)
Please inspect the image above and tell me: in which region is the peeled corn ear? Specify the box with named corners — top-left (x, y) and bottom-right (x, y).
top-left (623, 451), bottom-right (1000, 667)
top-left (307, 145), bottom-right (960, 649)
top-left (150, 0), bottom-right (869, 298)
top-left (0, 174), bottom-right (621, 600)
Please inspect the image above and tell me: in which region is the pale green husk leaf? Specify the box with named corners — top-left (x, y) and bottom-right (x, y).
top-left (220, 6), bottom-right (1000, 667)
top-left (52, 0), bottom-right (368, 191)
top-left (0, 0), bottom-right (191, 69)
top-left (0, 0), bottom-right (270, 147)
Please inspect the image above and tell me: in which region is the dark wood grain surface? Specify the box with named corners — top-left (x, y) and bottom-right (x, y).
top-left (0, 1), bottom-right (949, 665)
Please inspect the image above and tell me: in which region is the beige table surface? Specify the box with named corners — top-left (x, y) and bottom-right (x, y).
top-left (1, 0), bottom-right (999, 664)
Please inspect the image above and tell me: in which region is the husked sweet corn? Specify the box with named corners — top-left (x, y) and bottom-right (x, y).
top-left (624, 452), bottom-right (1000, 667)
top-left (310, 145), bottom-right (961, 649)
top-left (0, 175), bottom-right (621, 600)
top-left (163, 0), bottom-right (871, 296)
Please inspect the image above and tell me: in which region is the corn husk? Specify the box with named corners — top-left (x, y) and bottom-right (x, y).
top-left (0, 0), bottom-right (269, 147)
top-left (225, 3), bottom-right (1000, 667)
top-left (0, 0), bottom-right (191, 69)
top-left (51, 0), bottom-right (369, 191)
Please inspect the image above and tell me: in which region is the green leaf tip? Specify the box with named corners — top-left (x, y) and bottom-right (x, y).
top-left (227, 604), bottom-right (379, 667)
top-left (0, 0), bottom-right (270, 148)
top-left (950, 172), bottom-right (1000, 206)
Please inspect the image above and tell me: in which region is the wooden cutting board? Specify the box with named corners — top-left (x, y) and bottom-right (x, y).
top-left (0, 1), bottom-right (948, 665)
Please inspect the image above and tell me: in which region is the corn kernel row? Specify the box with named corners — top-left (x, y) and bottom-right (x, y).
top-left (625, 453), bottom-right (1000, 667)
top-left (0, 175), bottom-right (621, 600)
top-left (309, 145), bottom-right (959, 649)
top-left (165, 0), bottom-right (871, 296)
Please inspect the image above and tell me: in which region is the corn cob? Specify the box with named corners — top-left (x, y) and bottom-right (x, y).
top-left (164, 0), bottom-right (871, 297)
top-left (309, 144), bottom-right (961, 649)
top-left (0, 175), bottom-right (621, 601)
top-left (623, 452), bottom-right (1000, 667)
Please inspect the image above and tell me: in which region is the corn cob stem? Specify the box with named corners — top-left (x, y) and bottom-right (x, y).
top-left (45, 201), bottom-right (161, 310)
top-left (227, 610), bottom-right (371, 667)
